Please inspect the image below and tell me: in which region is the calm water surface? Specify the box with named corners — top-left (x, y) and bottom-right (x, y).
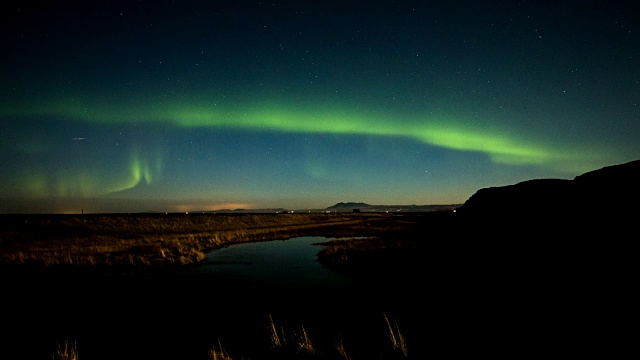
top-left (175, 236), bottom-right (353, 292)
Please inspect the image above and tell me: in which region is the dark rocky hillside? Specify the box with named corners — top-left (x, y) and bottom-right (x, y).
top-left (456, 159), bottom-right (640, 222)
top-left (444, 160), bottom-right (639, 358)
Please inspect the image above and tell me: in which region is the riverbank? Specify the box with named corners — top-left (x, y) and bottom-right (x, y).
top-left (0, 212), bottom-right (404, 272)
top-left (1, 210), bottom-right (634, 359)
top-left (0, 211), bottom-right (452, 359)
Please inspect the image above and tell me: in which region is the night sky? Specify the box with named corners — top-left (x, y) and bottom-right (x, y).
top-left (1, 1), bottom-right (639, 213)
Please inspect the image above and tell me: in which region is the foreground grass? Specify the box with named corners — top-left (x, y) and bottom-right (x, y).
top-left (52, 339), bottom-right (78, 360)
top-left (53, 313), bottom-right (410, 360)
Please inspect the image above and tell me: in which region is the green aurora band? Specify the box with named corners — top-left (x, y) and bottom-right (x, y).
top-left (15, 142), bottom-right (161, 198)
top-left (27, 101), bottom-right (608, 168)
top-left (3, 101), bottom-right (614, 198)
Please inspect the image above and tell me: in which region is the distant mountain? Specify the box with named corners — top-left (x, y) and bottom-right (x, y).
top-left (326, 202), bottom-right (369, 210)
top-left (456, 159), bottom-right (640, 218)
top-left (326, 202), bottom-right (461, 212)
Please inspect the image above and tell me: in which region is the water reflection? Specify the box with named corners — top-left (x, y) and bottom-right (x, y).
top-left (177, 236), bottom-right (352, 292)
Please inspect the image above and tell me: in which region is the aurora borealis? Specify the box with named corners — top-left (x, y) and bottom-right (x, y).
top-left (1, 1), bottom-right (639, 213)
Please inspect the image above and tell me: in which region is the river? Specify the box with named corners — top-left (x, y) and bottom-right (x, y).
top-left (174, 236), bottom-right (353, 292)
top-left (3, 236), bottom-right (434, 360)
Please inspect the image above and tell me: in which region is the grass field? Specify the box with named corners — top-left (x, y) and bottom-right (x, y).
top-left (1, 210), bottom-right (633, 359)
top-left (2, 211), bottom-right (451, 360)
top-left (0, 212), bottom-right (410, 270)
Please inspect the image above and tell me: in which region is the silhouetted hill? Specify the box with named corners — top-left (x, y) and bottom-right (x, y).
top-left (573, 159), bottom-right (640, 208)
top-left (326, 202), bottom-right (460, 212)
top-left (326, 202), bottom-right (369, 211)
top-left (456, 159), bottom-right (640, 220)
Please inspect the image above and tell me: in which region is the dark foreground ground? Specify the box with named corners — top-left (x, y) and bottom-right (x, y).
top-left (1, 211), bottom-right (636, 359)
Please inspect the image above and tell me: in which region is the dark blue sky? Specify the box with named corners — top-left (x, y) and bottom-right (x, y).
top-left (1, 0), bottom-right (639, 213)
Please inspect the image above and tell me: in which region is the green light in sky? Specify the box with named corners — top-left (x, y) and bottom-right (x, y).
top-left (15, 143), bottom-right (161, 198)
top-left (166, 105), bottom-right (577, 167)
top-left (3, 100), bottom-right (613, 175)
top-left (96, 144), bottom-right (161, 195)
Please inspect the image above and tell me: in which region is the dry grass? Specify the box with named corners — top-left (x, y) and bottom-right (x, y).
top-left (268, 313), bottom-right (286, 348)
top-left (52, 339), bottom-right (78, 360)
top-left (294, 325), bottom-right (315, 354)
top-left (261, 313), bottom-right (407, 359)
top-left (384, 313), bottom-right (408, 358)
top-left (0, 213), bottom-right (386, 270)
top-left (208, 339), bottom-right (237, 360)
top-left (1, 211), bottom-right (453, 272)
top-left (48, 311), bottom-right (412, 360)
top-left (335, 339), bottom-right (351, 360)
